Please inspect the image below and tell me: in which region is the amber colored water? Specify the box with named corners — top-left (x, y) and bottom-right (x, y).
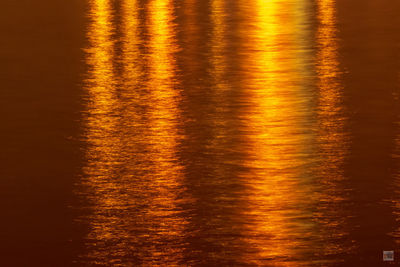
top-left (1, 0), bottom-right (400, 266)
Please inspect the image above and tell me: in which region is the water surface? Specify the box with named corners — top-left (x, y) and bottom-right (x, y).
top-left (1, 0), bottom-right (400, 266)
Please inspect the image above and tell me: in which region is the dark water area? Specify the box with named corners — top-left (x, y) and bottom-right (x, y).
top-left (0, 0), bottom-right (86, 265)
top-left (1, 0), bottom-right (400, 266)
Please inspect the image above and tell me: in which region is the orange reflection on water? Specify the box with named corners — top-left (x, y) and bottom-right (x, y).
top-left (80, 0), bottom-right (357, 265)
top-left (210, 0), bottom-right (225, 73)
top-left (239, 0), bottom-right (317, 265)
top-left (84, 0), bottom-right (117, 141)
top-left (143, 0), bottom-right (187, 264)
top-left (181, 0), bottom-right (200, 76)
top-left (82, 0), bottom-right (124, 263)
top-left (82, 0), bottom-right (186, 265)
top-left (314, 0), bottom-right (352, 259)
top-left (210, 0), bottom-right (230, 130)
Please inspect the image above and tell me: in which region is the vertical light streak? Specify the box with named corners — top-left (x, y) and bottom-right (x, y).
top-left (82, 0), bottom-right (186, 265)
top-left (82, 0), bottom-right (125, 264)
top-left (239, 0), bottom-right (316, 264)
top-left (142, 0), bottom-right (187, 264)
top-left (314, 0), bottom-right (352, 260)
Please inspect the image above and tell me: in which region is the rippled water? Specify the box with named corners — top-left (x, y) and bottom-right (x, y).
top-left (1, 0), bottom-right (400, 266)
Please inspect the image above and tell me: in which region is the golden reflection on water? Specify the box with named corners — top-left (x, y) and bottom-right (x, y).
top-left (82, 0), bottom-right (186, 265)
top-left (314, 0), bottom-right (352, 259)
top-left (238, 0), bottom-right (318, 265)
top-left (143, 0), bottom-right (186, 264)
top-left (82, 0), bottom-right (123, 263)
top-left (79, 0), bottom-right (357, 265)
top-left (210, 0), bottom-right (229, 132)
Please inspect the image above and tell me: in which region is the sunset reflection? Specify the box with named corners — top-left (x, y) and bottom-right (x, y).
top-left (70, 0), bottom-right (400, 265)
top-left (239, 0), bottom-right (317, 264)
top-left (143, 0), bottom-right (186, 264)
top-left (82, 0), bottom-right (123, 263)
top-left (3, 0), bottom-right (400, 264)
top-left (314, 0), bottom-right (353, 260)
top-left (81, 0), bottom-right (186, 265)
